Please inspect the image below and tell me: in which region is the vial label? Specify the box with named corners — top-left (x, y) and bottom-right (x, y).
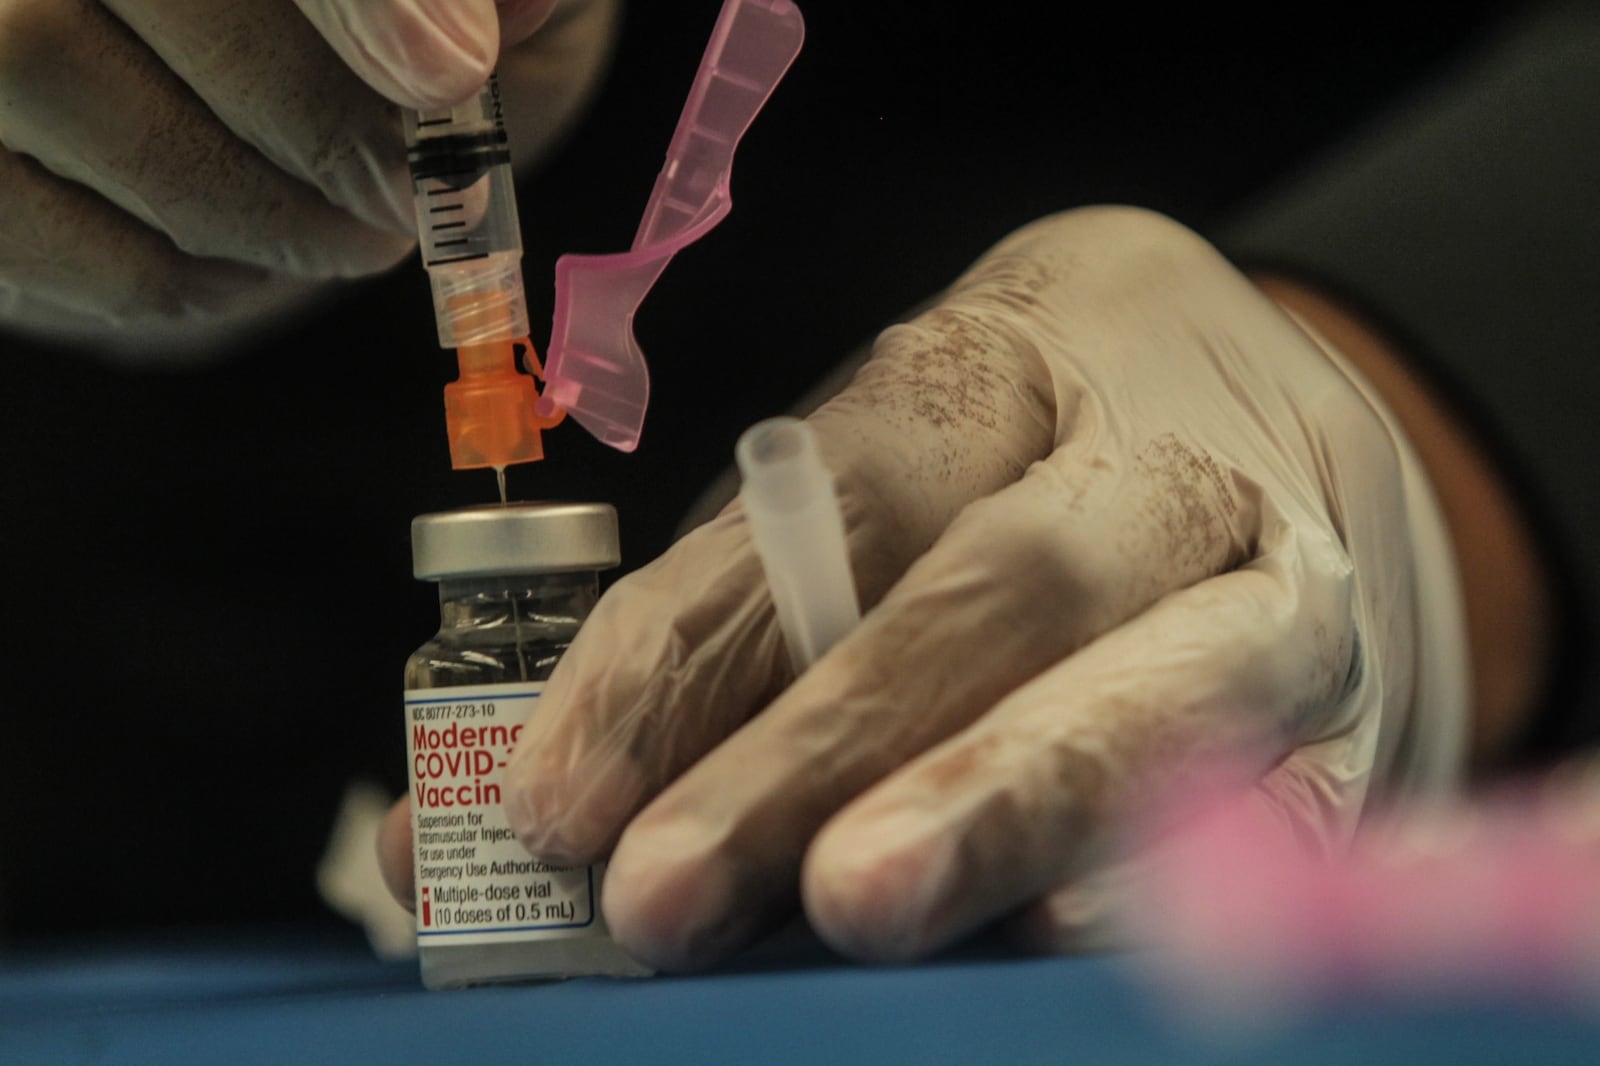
top-left (406, 683), bottom-right (601, 947)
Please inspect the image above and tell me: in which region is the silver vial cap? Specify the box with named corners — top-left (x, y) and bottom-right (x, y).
top-left (411, 503), bottom-right (620, 580)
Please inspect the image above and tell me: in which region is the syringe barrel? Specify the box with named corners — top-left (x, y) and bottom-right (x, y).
top-left (405, 75), bottom-right (530, 348)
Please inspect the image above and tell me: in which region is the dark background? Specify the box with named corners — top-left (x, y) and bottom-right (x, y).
top-left (0, 2), bottom-right (1504, 940)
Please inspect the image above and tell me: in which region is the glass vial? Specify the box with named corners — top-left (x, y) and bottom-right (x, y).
top-left (405, 502), bottom-right (649, 988)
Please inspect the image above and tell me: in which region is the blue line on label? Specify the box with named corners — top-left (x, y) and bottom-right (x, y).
top-left (406, 692), bottom-right (538, 705)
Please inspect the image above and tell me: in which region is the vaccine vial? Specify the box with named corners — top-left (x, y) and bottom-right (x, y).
top-left (405, 502), bottom-right (649, 988)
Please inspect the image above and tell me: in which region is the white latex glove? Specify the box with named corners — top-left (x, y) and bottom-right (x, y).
top-left (384, 206), bottom-right (1470, 968)
top-left (0, 0), bottom-right (617, 356)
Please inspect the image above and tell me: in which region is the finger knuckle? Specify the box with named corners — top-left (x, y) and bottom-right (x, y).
top-left (1127, 434), bottom-right (1250, 577)
top-left (863, 308), bottom-right (1053, 425)
top-left (828, 312), bottom-right (1056, 501)
top-left (1024, 204), bottom-right (1216, 263)
top-left (991, 206), bottom-right (1236, 315)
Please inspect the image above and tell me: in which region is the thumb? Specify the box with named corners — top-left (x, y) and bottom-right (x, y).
top-left (294, 0), bottom-right (501, 110)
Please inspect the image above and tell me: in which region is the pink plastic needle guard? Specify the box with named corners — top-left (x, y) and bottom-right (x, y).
top-left (538, 0), bottom-right (806, 451)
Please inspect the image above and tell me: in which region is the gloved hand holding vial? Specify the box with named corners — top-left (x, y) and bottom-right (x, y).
top-left (480, 207), bottom-right (1483, 969)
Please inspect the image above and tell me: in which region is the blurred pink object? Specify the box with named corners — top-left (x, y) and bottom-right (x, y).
top-left (539, 0), bottom-right (806, 451)
top-left (1130, 761), bottom-right (1600, 1015)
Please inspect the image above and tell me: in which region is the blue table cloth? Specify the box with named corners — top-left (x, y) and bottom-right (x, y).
top-left (4, 932), bottom-right (1598, 1064)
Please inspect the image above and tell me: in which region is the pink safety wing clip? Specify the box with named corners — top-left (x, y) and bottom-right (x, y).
top-left (537, 0), bottom-right (806, 451)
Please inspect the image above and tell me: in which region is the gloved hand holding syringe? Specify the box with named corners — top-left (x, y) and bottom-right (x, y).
top-left (404, 0), bottom-right (805, 493)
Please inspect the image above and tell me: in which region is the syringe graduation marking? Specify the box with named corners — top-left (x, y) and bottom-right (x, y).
top-left (428, 253), bottom-right (491, 266)
top-left (407, 132), bottom-right (511, 182)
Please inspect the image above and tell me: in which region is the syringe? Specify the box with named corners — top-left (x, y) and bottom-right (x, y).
top-left (405, 74), bottom-right (561, 474)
